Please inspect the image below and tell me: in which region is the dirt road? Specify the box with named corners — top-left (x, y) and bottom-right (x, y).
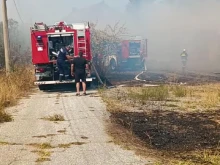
top-left (0, 89), bottom-right (153, 165)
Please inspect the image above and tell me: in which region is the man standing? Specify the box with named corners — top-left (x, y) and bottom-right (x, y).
top-left (57, 45), bottom-right (73, 82)
top-left (71, 51), bottom-right (89, 96)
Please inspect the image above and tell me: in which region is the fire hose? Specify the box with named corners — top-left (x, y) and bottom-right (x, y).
top-left (91, 62), bottom-right (105, 87)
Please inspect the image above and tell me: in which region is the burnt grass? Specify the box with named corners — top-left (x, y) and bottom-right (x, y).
top-left (109, 109), bottom-right (220, 162)
top-left (139, 71), bottom-right (220, 85)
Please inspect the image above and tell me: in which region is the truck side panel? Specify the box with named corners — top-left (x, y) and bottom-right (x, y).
top-left (31, 31), bottom-right (49, 64)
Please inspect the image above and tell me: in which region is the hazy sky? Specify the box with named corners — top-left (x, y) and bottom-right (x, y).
top-left (0, 0), bottom-right (128, 24)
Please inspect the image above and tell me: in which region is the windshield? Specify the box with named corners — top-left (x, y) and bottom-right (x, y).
top-left (129, 41), bottom-right (140, 56)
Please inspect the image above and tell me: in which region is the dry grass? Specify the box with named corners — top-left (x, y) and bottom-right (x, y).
top-left (35, 157), bottom-right (51, 163)
top-left (31, 150), bottom-right (52, 157)
top-left (171, 86), bottom-right (187, 97)
top-left (42, 114), bottom-right (65, 122)
top-left (169, 150), bottom-right (220, 165)
top-left (0, 141), bottom-right (22, 146)
top-left (0, 66), bottom-right (34, 123)
top-left (28, 143), bottom-right (54, 149)
top-left (57, 129), bottom-right (66, 134)
top-left (127, 86), bottom-right (169, 103)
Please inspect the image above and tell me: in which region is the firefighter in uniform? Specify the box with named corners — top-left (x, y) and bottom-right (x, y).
top-left (180, 49), bottom-right (188, 72)
top-left (57, 45), bottom-right (73, 82)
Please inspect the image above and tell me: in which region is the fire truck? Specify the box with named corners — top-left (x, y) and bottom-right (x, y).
top-left (103, 36), bottom-right (147, 71)
top-left (31, 21), bottom-right (95, 90)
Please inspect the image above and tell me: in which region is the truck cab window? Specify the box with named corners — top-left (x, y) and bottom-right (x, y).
top-left (129, 42), bottom-right (140, 56)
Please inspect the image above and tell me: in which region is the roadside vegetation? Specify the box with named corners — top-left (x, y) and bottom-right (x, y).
top-left (41, 114), bottom-right (65, 122)
top-left (0, 67), bottom-right (34, 123)
top-left (100, 83), bottom-right (220, 164)
top-left (0, 19), bottom-right (33, 123)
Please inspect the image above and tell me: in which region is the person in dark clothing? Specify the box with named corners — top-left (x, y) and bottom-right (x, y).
top-left (57, 45), bottom-right (73, 82)
top-left (71, 51), bottom-right (89, 96)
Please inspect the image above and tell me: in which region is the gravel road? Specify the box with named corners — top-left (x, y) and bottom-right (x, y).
top-left (0, 89), bottom-right (153, 165)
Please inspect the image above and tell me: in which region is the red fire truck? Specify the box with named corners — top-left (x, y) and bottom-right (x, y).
top-left (103, 35), bottom-right (147, 71)
top-left (31, 21), bottom-right (94, 90)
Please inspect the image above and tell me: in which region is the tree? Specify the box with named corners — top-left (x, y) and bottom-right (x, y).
top-left (0, 19), bottom-right (31, 70)
top-left (90, 22), bottom-right (127, 76)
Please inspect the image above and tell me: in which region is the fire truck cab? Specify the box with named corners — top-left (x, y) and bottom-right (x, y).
top-left (30, 21), bottom-right (94, 90)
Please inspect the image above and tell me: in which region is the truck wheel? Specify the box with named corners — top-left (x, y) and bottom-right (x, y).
top-left (38, 85), bottom-right (54, 91)
top-left (110, 59), bottom-right (116, 71)
top-left (38, 85), bottom-right (46, 91)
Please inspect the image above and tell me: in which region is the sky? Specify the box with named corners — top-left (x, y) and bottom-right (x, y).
top-left (0, 0), bottom-right (128, 24)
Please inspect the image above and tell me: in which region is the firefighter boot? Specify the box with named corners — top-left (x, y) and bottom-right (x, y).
top-left (59, 74), bottom-right (63, 82)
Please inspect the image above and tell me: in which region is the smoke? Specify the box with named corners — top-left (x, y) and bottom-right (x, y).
top-left (126, 0), bottom-right (220, 72)
top-left (2, 0), bottom-right (220, 72)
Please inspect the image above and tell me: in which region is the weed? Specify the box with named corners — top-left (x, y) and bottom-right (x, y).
top-left (28, 143), bottom-right (54, 149)
top-left (58, 143), bottom-right (72, 148)
top-left (81, 136), bottom-right (88, 139)
top-left (35, 157), bottom-right (51, 163)
top-left (58, 142), bottom-right (86, 148)
top-left (172, 86), bottom-right (187, 97)
top-left (69, 142), bottom-right (86, 145)
top-left (42, 114), bottom-right (65, 121)
top-left (0, 110), bottom-right (12, 123)
top-left (128, 86), bottom-right (169, 104)
top-left (31, 150), bottom-right (52, 157)
top-left (32, 135), bottom-right (47, 138)
top-left (0, 141), bottom-right (9, 145)
top-left (57, 129), bottom-right (66, 134)
top-left (0, 141), bottom-right (21, 146)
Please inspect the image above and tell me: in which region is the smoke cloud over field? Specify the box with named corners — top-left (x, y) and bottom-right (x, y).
top-left (1, 0), bottom-right (220, 72)
top-left (125, 0), bottom-right (220, 72)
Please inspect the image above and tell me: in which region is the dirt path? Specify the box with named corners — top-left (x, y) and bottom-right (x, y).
top-left (0, 89), bottom-right (153, 165)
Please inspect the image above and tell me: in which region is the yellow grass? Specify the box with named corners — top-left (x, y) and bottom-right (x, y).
top-left (0, 66), bottom-right (34, 123)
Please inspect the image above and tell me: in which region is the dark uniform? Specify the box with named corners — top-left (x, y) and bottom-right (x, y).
top-left (57, 47), bottom-right (69, 81)
top-left (180, 50), bottom-right (188, 73)
top-left (72, 57), bottom-right (87, 83)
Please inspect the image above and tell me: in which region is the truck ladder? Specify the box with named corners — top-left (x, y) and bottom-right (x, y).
top-left (77, 29), bottom-right (87, 56)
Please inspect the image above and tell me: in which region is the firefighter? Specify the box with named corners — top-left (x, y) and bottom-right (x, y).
top-left (180, 49), bottom-right (188, 72)
top-left (57, 45), bottom-right (73, 82)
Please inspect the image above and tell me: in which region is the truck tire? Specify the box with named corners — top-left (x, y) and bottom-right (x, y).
top-left (110, 59), bottom-right (116, 71)
top-left (38, 85), bottom-right (54, 91)
top-left (38, 85), bottom-right (46, 91)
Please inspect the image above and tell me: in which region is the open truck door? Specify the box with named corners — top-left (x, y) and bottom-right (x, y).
top-left (31, 22), bottom-right (95, 90)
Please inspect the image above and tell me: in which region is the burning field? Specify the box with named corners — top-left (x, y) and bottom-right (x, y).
top-left (100, 71), bottom-right (220, 165)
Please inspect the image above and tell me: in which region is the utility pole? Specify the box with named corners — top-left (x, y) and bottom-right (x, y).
top-left (2, 0), bottom-right (11, 74)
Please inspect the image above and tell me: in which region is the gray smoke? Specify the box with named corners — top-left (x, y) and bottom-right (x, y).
top-left (126, 0), bottom-right (220, 72)
top-left (2, 0), bottom-right (220, 72)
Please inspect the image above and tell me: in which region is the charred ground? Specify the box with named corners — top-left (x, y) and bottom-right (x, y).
top-left (101, 70), bottom-right (220, 165)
